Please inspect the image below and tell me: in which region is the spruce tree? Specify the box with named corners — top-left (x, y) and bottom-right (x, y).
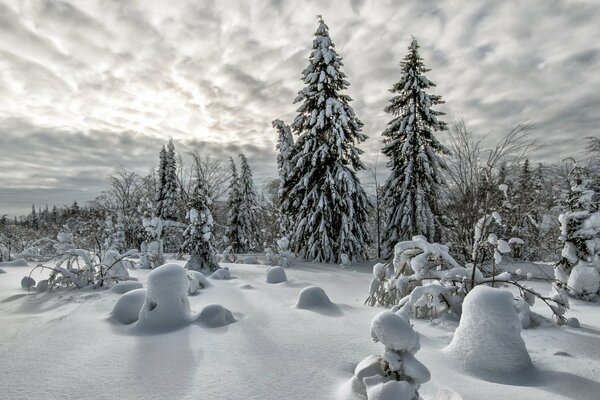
top-left (159, 139), bottom-right (180, 221)
top-left (155, 145), bottom-right (167, 216)
top-left (273, 119), bottom-right (295, 235)
top-left (238, 153), bottom-right (261, 251)
top-left (225, 157), bottom-right (244, 252)
top-left (182, 160), bottom-right (219, 272)
top-left (380, 37), bottom-right (449, 259)
top-left (283, 17), bottom-right (370, 263)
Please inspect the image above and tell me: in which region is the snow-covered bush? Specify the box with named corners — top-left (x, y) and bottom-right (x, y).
top-left (221, 246), bottom-right (237, 263)
top-left (350, 311), bottom-right (430, 400)
top-left (187, 270), bottom-right (210, 295)
top-left (445, 286), bottom-right (533, 377)
top-left (137, 263), bottom-right (193, 331)
top-left (340, 253), bottom-right (351, 269)
top-left (140, 217), bottom-right (164, 269)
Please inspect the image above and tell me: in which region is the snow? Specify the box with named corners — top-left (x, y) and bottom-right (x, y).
top-left (0, 268), bottom-right (5, 274)
top-left (445, 285), bottom-right (533, 380)
top-left (110, 281), bottom-right (143, 294)
top-left (136, 263), bottom-right (193, 332)
top-left (20, 276), bottom-right (35, 290)
top-left (294, 286), bottom-right (332, 309)
top-left (0, 258), bottom-right (29, 267)
top-left (567, 263), bottom-right (600, 299)
top-left (196, 304), bottom-right (237, 328)
top-left (111, 288), bottom-right (147, 325)
top-left (266, 266), bottom-right (287, 283)
top-left (2, 259), bottom-right (600, 400)
top-left (209, 267), bottom-right (231, 280)
top-left (371, 311), bottom-right (419, 353)
top-left (187, 270), bottom-right (210, 295)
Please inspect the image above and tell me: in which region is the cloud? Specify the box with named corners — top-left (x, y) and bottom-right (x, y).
top-left (0, 0), bottom-right (599, 215)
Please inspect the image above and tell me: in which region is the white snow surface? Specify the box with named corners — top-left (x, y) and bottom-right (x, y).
top-left (1, 259), bottom-right (600, 400)
top-left (371, 311), bottom-right (419, 353)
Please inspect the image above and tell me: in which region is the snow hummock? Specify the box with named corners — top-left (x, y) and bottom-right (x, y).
top-left (0, 268), bottom-right (5, 274)
top-left (196, 304), bottom-right (237, 328)
top-left (266, 266), bottom-right (287, 284)
top-left (446, 285), bottom-right (533, 379)
top-left (35, 279), bottom-right (49, 292)
top-left (111, 288), bottom-right (147, 325)
top-left (110, 281), bottom-right (143, 295)
top-left (209, 268), bottom-right (231, 280)
top-left (187, 270), bottom-right (210, 295)
top-left (21, 276), bottom-right (35, 290)
top-left (136, 263), bottom-right (193, 332)
top-left (0, 258), bottom-right (28, 267)
top-left (294, 286), bottom-right (332, 309)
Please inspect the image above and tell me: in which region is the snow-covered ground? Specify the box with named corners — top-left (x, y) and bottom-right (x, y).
top-left (0, 260), bottom-right (599, 400)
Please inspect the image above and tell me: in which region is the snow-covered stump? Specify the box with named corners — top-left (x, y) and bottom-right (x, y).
top-left (445, 285), bottom-right (533, 379)
top-left (350, 311), bottom-right (430, 400)
top-left (136, 263), bottom-right (193, 332)
top-left (266, 266), bottom-right (287, 284)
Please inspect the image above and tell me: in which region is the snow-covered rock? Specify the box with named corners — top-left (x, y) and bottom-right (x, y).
top-left (294, 286), bottom-right (332, 309)
top-left (21, 276), bottom-right (35, 290)
top-left (196, 304), bottom-right (236, 328)
top-left (112, 289), bottom-right (147, 325)
top-left (266, 266), bottom-right (287, 283)
top-left (209, 268), bottom-right (231, 280)
top-left (446, 285), bottom-right (533, 376)
top-left (136, 263), bottom-right (193, 331)
top-left (110, 281), bottom-right (143, 295)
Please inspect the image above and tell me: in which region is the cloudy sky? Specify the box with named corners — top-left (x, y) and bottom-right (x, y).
top-left (1, 0), bottom-right (599, 216)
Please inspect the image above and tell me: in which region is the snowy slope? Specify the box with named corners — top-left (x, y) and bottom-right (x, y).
top-left (0, 260), bottom-right (599, 400)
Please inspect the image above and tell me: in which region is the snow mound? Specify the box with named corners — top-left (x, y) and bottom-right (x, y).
top-left (111, 281), bottom-right (143, 294)
top-left (188, 271), bottom-right (210, 295)
top-left (371, 311), bottom-right (420, 353)
top-left (209, 268), bottom-right (231, 280)
top-left (567, 263), bottom-right (599, 300)
top-left (21, 276), bottom-right (35, 290)
top-left (36, 279), bottom-right (49, 293)
top-left (266, 266), bottom-right (287, 283)
top-left (1, 258), bottom-right (28, 267)
top-left (239, 283), bottom-right (254, 289)
top-left (446, 285), bottom-right (533, 377)
top-left (136, 263), bottom-right (193, 332)
top-left (111, 289), bottom-right (147, 325)
top-left (294, 286), bottom-right (332, 309)
top-left (242, 256), bottom-right (259, 265)
top-left (364, 376), bottom-right (416, 400)
top-left (0, 268), bottom-right (5, 274)
top-left (196, 304), bottom-right (237, 328)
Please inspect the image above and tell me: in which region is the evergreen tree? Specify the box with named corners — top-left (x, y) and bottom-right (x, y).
top-left (238, 154), bottom-right (261, 251)
top-left (155, 145), bottom-right (167, 216)
top-left (158, 139), bottom-right (180, 221)
top-left (71, 200), bottom-right (80, 215)
top-left (273, 119), bottom-right (295, 235)
top-left (182, 160), bottom-right (219, 272)
top-left (283, 17), bottom-right (371, 263)
top-left (380, 38), bottom-right (449, 259)
top-left (51, 205), bottom-right (58, 223)
top-left (29, 204), bottom-right (38, 229)
top-left (225, 157), bottom-right (244, 252)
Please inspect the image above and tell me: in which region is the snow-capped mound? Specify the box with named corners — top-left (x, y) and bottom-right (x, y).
top-left (567, 263), bottom-right (599, 300)
top-left (196, 304), bottom-right (237, 328)
top-left (371, 311), bottom-right (420, 354)
top-left (0, 268), bottom-right (5, 274)
top-left (136, 263), bottom-right (193, 332)
top-left (364, 377), bottom-right (416, 400)
top-left (294, 286), bottom-right (332, 309)
top-left (266, 266), bottom-right (287, 283)
top-left (243, 256), bottom-right (259, 265)
top-left (187, 270), bottom-right (210, 295)
top-left (111, 281), bottom-right (143, 294)
top-left (1, 258), bottom-right (28, 267)
top-left (446, 285), bottom-right (533, 377)
top-left (111, 289), bottom-right (147, 325)
top-left (209, 268), bottom-right (231, 280)
top-left (36, 279), bottom-right (49, 293)
top-left (21, 276), bottom-right (35, 290)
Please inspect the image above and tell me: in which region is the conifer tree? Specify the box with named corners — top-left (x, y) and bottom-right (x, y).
top-left (380, 38), bottom-right (449, 259)
top-left (225, 157), bottom-right (244, 252)
top-left (155, 146), bottom-right (167, 216)
top-left (283, 17), bottom-right (371, 263)
top-left (273, 119), bottom-right (295, 235)
top-left (238, 153), bottom-right (261, 251)
top-left (182, 159), bottom-right (219, 272)
top-left (158, 139), bottom-right (180, 221)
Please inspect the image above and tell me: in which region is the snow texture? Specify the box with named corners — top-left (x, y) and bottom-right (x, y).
top-left (136, 263), bottom-right (192, 332)
top-left (111, 288), bottom-right (147, 325)
top-left (446, 285), bottom-right (533, 378)
top-left (0, 258), bottom-right (29, 267)
top-left (266, 266), bottom-right (287, 284)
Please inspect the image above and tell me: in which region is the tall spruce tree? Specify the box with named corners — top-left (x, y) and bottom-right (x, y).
top-left (380, 38), bottom-right (449, 259)
top-left (283, 17), bottom-right (370, 263)
top-left (155, 146), bottom-right (167, 217)
top-left (238, 153), bottom-right (261, 251)
top-left (226, 157), bottom-right (244, 252)
top-left (182, 159), bottom-right (219, 272)
top-left (273, 119), bottom-right (295, 236)
top-left (158, 139), bottom-right (180, 221)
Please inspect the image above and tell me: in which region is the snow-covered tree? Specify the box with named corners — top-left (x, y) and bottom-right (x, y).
top-left (380, 38), bottom-right (449, 259)
top-left (238, 154), bottom-right (261, 252)
top-left (29, 204), bottom-right (39, 230)
top-left (155, 140), bottom-right (179, 221)
top-left (182, 160), bottom-right (219, 273)
top-left (273, 119), bottom-right (295, 236)
top-left (282, 16), bottom-right (371, 263)
top-left (225, 157), bottom-right (244, 252)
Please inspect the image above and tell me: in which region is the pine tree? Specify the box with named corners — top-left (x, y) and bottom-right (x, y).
top-left (283, 17), bottom-right (371, 263)
top-left (225, 157), bottom-right (244, 252)
top-left (238, 153), bottom-right (261, 251)
top-left (380, 38), bottom-right (449, 259)
top-left (158, 139), bottom-right (180, 221)
top-left (182, 159), bottom-right (219, 272)
top-left (155, 146), bottom-right (167, 216)
top-left (273, 119), bottom-right (295, 235)
top-left (29, 204), bottom-right (38, 229)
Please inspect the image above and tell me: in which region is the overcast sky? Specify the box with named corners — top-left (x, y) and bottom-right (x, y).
top-left (1, 0), bottom-right (599, 216)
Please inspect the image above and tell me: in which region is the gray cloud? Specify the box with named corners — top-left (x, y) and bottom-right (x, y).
top-left (1, 0), bottom-right (599, 216)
